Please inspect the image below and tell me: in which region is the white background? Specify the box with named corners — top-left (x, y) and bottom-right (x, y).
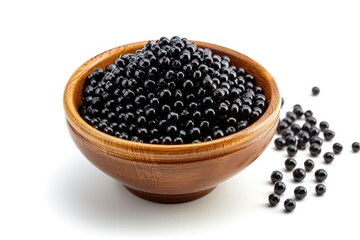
top-left (1, 0), bottom-right (360, 239)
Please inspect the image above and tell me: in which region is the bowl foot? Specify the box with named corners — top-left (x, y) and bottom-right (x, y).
top-left (124, 186), bottom-right (216, 204)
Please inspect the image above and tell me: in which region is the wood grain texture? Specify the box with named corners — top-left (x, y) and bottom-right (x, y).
top-left (64, 41), bottom-right (281, 203)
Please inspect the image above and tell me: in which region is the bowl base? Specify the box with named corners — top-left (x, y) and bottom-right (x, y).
top-left (124, 186), bottom-right (216, 204)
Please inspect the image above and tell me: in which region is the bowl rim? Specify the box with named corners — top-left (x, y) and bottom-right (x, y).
top-left (64, 40), bottom-right (280, 162)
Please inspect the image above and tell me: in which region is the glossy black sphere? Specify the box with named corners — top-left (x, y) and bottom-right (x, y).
top-left (323, 152), bottom-right (335, 163)
top-left (293, 168), bottom-right (306, 182)
top-left (274, 181), bottom-right (286, 195)
top-left (274, 137), bottom-right (286, 150)
top-left (310, 143), bottom-right (322, 156)
top-left (315, 184), bottom-right (326, 195)
top-left (281, 128), bottom-right (294, 138)
top-left (310, 136), bottom-right (323, 146)
top-left (294, 186), bottom-right (307, 200)
top-left (284, 198), bottom-right (296, 212)
top-left (304, 159), bottom-right (315, 171)
top-left (302, 122), bottom-right (311, 132)
top-left (319, 121), bottom-right (329, 131)
top-left (293, 107), bottom-right (303, 119)
top-left (277, 121), bottom-right (289, 134)
top-left (286, 111), bottom-right (297, 121)
top-left (304, 110), bottom-right (313, 118)
top-left (298, 131), bottom-right (310, 143)
top-left (287, 145), bottom-right (298, 157)
top-left (323, 129), bottom-right (335, 141)
top-left (268, 193), bottom-right (281, 206)
top-left (312, 86), bottom-right (320, 96)
top-left (309, 126), bottom-right (320, 137)
top-left (353, 142), bottom-right (360, 152)
top-left (285, 158), bottom-right (297, 171)
top-left (315, 169), bottom-right (328, 182)
top-left (306, 116), bottom-right (317, 126)
top-left (285, 135), bottom-right (297, 146)
top-left (290, 123), bottom-right (301, 135)
top-left (332, 143), bottom-right (343, 154)
top-left (271, 170), bottom-right (283, 183)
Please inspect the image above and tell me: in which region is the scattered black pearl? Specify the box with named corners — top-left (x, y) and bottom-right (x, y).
top-left (291, 123), bottom-right (301, 135)
top-left (271, 170), bottom-right (283, 183)
top-left (298, 131), bottom-right (310, 143)
top-left (297, 141), bottom-right (306, 150)
top-left (294, 186), bottom-right (307, 200)
top-left (78, 36), bottom-right (267, 144)
top-left (287, 145), bottom-right (298, 157)
top-left (306, 116), bottom-right (317, 126)
top-left (309, 143), bottom-right (322, 156)
top-left (274, 181), bottom-right (286, 195)
top-left (268, 193), bottom-right (281, 206)
top-left (315, 169), bottom-right (328, 182)
top-left (285, 158), bottom-right (297, 171)
top-left (304, 110), bottom-right (313, 118)
top-left (286, 111), bottom-right (297, 121)
top-left (293, 168), bottom-right (306, 182)
top-left (319, 121), bottom-right (329, 131)
top-left (310, 136), bottom-right (323, 146)
top-left (285, 135), bottom-right (296, 146)
top-left (309, 126), bottom-right (320, 137)
top-left (281, 117), bottom-right (293, 126)
top-left (312, 86), bottom-right (320, 96)
top-left (323, 129), bottom-right (335, 141)
top-left (304, 159), bottom-right (315, 171)
top-left (274, 137), bottom-right (286, 150)
top-left (323, 152), bottom-right (335, 163)
top-left (332, 143), bottom-right (343, 154)
top-left (281, 128), bottom-right (294, 138)
top-left (277, 121), bottom-right (289, 134)
top-left (302, 122), bottom-right (311, 132)
top-left (293, 106), bottom-right (304, 119)
top-left (352, 142), bottom-right (360, 152)
top-left (315, 184), bottom-right (326, 196)
top-left (284, 198), bottom-right (296, 212)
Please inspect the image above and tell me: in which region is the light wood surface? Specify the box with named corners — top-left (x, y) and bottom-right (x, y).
top-left (63, 41), bottom-right (281, 203)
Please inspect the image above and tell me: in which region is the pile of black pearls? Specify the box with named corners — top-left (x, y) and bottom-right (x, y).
top-left (268, 88), bottom-right (359, 212)
top-left (79, 36), bottom-right (268, 144)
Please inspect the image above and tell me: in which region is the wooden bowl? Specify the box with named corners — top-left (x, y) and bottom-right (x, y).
top-left (64, 40), bottom-right (280, 203)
